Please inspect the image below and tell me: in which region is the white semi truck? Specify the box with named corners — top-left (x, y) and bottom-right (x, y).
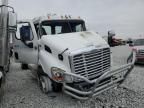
top-left (0, 0), bottom-right (17, 88)
top-left (13, 14), bottom-right (135, 100)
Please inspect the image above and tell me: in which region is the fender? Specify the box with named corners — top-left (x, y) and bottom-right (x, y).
top-left (38, 50), bottom-right (71, 78)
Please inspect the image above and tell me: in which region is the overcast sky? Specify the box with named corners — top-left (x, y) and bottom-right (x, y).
top-left (9, 0), bottom-right (144, 38)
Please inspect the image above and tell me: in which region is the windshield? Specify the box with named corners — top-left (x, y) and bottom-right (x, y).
top-left (40, 20), bottom-right (86, 36)
top-left (133, 39), bottom-right (144, 46)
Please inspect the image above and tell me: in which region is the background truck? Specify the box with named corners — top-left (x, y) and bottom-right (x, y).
top-left (108, 31), bottom-right (126, 47)
top-left (0, 0), bottom-right (17, 88)
top-left (13, 14), bottom-right (135, 100)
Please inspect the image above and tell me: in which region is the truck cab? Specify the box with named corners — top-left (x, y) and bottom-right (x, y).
top-left (13, 14), bottom-right (135, 100)
top-left (130, 38), bottom-right (144, 64)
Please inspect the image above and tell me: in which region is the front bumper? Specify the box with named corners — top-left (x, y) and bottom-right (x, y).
top-left (62, 51), bottom-right (136, 100)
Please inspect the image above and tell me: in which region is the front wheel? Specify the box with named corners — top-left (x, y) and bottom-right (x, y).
top-left (5, 59), bottom-right (10, 73)
top-left (39, 75), bottom-right (52, 94)
top-left (52, 81), bottom-right (62, 92)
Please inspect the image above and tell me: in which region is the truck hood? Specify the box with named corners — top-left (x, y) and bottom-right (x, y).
top-left (41, 31), bottom-right (108, 53)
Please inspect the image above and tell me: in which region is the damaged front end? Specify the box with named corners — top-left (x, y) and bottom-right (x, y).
top-left (62, 49), bottom-right (136, 100)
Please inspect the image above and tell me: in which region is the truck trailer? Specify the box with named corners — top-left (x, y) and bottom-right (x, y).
top-left (0, 0), bottom-right (17, 88)
top-left (13, 14), bottom-right (135, 100)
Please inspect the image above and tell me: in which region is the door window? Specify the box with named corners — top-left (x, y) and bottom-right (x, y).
top-left (16, 22), bottom-right (34, 41)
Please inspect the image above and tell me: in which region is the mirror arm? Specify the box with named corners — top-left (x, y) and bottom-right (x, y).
top-left (0, 5), bottom-right (14, 12)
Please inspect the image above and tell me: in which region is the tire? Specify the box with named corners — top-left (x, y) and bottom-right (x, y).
top-left (21, 64), bottom-right (29, 70)
top-left (5, 59), bottom-right (10, 73)
top-left (39, 75), bottom-right (52, 94)
top-left (0, 77), bottom-right (2, 88)
top-left (0, 71), bottom-right (5, 98)
top-left (10, 49), bottom-right (13, 57)
top-left (0, 77), bottom-right (4, 98)
top-left (52, 81), bottom-right (62, 92)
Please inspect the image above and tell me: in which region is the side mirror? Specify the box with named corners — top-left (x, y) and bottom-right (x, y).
top-left (129, 42), bottom-right (134, 47)
top-left (20, 26), bottom-right (31, 41)
top-left (8, 12), bottom-right (17, 31)
top-left (108, 30), bottom-right (116, 37)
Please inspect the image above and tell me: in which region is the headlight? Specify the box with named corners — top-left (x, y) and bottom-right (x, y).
top-left (51, 67), bottom-right (65, 82)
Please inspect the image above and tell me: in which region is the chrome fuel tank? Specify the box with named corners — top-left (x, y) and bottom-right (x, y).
top-left (0, 0), bottom-right (9, 68)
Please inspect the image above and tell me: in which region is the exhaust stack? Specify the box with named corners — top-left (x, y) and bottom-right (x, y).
top-left (0, 0), bottom-right (9, 67)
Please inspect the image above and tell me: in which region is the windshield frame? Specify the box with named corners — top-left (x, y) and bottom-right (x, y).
top-left (39, 19), bottom-right (86, 36)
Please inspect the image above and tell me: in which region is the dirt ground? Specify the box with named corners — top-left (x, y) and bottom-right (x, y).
top-left (0, 45), bottom-right (144, 108)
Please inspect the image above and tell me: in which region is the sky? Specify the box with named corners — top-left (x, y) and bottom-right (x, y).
top-left (8, 0), bottom-right (144, 38)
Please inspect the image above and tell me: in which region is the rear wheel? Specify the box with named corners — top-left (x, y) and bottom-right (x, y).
top-left (0, 70), bottom-right (5, 98)
top-left (21, 64), bottom-right (29, 70)
top-left (5, 59), bottom-right (10, 73)
top-left (10, 49), bottom-right (13, 57)
top-left (0, 74), bottom-right (2, 88)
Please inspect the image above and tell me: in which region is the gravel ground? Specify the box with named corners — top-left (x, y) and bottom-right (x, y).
top-left (0, 45), bottom-right (144, 108)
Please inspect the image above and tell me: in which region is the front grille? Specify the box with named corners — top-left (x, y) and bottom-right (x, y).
top-left (70, 48), bottom-right (111, 81)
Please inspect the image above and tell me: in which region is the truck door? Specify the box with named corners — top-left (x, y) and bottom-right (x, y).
top-left (13, 21), bottom-right (38, 64)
